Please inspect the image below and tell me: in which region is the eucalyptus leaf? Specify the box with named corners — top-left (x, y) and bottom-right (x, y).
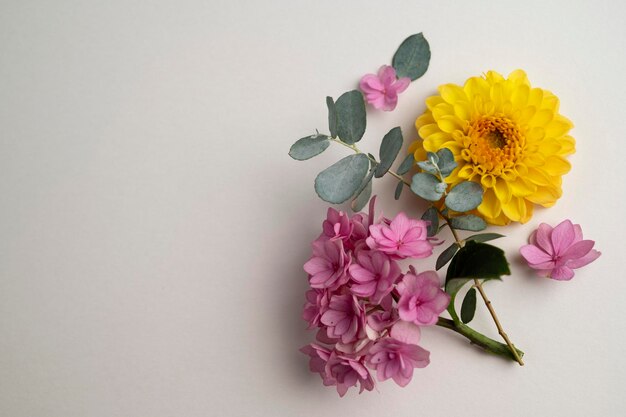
top-left (410, 172), bottom-right (443, 201)
top-left (460, 287), bottom-right (477, 324)
top-left (289, 134), bottom-right (331, 160)
top-left (351, 169), bottom-right (374, 212)
top-left (326, 96), bottom-right (337, 138)
top-left (436, 148), bottom-right (458, 177)
top-left (314, 154), bottom-right (369, 204)
top-left (445, 181), bottom-right (483, 212)
top-left (375, 127), bottom-right (403, 178)
top-left (397, 153), bottom-right (414, 175)
top-left (335, 90), bottom-right (366, 144)
top-left (466, 233), bottom-right (505, 243)
top-left (435, 182), bottom-right (448, 194)
top-left (394, 181), bottom-right (404, 200)
top-left (417, 160), bottom-right (438, 175)
top-left (436, 243), bottom-right (459, 270)
top-left (421, 206), bottom-right (439, 237)
top-left (427, 152), bottom-right (439, 165)
top-left (392, 33), bottom-right (431, 81)
top-left (450, 214), bottom-right (487, 231)
top-left (445, 241), bottom-right (510, 294)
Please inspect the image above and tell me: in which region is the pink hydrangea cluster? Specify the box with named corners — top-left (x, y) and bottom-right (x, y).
top-left (300, 200), bottom-right (450, 396)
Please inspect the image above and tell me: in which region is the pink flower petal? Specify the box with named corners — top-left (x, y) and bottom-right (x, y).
top-left (559, 239), bottom-right (594, 261)
top-left (378, 65), bottom-right (397, 87)
top-left (550, 220), bottom-right (575, 256)
top-left (520, 244), bottom-right (552, 265)
top-left (390, 321), bottom-right (421, 345)
top-left (359, 74), bottom-right (384, 92)
top-left (550, 266), bottom-right (575, 281)
top-left (534, 223), bottom-right (554, 255)
top-left (567, 249), bottom-right (601, 269)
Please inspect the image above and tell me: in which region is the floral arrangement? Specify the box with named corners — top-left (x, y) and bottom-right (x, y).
top-left (289, 33), bottom-right (600, 396)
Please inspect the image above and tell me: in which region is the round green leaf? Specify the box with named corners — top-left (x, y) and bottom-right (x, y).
top-left (375, 127), bottom-right (403, 178)
top-left (314, 154), bottom-right (369, 204)
top-left (288, 134), bottom-right (331, 160)
top-left (392, 33), bottom-right (431, 81)
top-left (450, 214), bottom-right (487, 231)
top-left (435, 148), bottom-right (458, 177)
top-left (410, 172), bottom-right (443, 201)
top-left (445, 181), bottom-right (483, 212)
top-left (335, 90), bottom-right (366, 144)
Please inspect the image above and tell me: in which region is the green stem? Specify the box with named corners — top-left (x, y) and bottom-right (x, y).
top-left (436, 317), bottom-right (524, 362)
top-left (330, 137), bottom-right (410, 186)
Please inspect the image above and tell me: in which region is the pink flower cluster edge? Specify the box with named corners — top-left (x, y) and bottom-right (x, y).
top-left (301, 198), bottom-right (450, 396)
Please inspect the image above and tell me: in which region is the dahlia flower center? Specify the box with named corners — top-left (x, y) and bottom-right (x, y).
top-left (465, 115), bottom-right (524, 175)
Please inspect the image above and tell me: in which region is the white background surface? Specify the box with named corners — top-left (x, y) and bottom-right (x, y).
top-left (1, 1), bottom-right (625, 416)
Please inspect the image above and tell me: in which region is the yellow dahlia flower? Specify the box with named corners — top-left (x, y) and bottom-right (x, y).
top-left (409, 70), bottom-right (575, 225)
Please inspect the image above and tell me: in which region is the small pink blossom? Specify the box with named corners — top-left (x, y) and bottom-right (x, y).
top-left (321, 293), bottom-right (365, 344)
top-left (359, 65), bottom-right (410, 111)
top-left (302, 289), bottom-right (330, 329)
top-left (304, 239), bottom-right (351, 290)
top-left (366, 212), bottom-right (433, 260)
top-left (321, 207), bottom-right (353, 243)
top-left (366, 322), bottom-right (429, 387)
top-left (520, 220), bottom-right (601, 281)
top-left (325, 352), bottom-right (375, 397)
top-left (300, 344), bottom-right (334, 386)
top-left (349, 250), bottom-right (401, 304)
top-left (366, 295), bottom-right (397, 334)
top-left (397, 271), bottom-right (450, 326)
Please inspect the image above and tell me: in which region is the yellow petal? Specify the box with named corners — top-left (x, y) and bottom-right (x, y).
top-left (526, 185), bottom-right (561, 206)
top-left (432, 103), bottom-right (455, 121)
top-left (509, 176), bottom-right (537, 197)
top-left (439, 84), bottom-right (468, 105)
top-left (508, 69), bottom-right (529, 86)
top-left (558, 135), bottom-right (576, 156)
top-left (437, 115), bottom-right (465, 133)
top-left (454, 101), bottom-right (471, 120)
top-left (545, 115), bottom-right (573, 138)
top-left (526, 167), bottom-right (551, 186)
top-left (416, 112), bottom-right (434, 129)
top-left (493, 177), bottom-right (512, 204)
top-left (501, 196), bottom-right (524, 222)
top-left (478, 188), bottom-right (501, 219)
top-left (543, 155), bottom-right (571, 176)
top-left (426, 96), bottom-right (445, 110)
top-left (511, 84), bottom-right (529, 109)
top-left (481, 174), bottom-right (496, 189)
top-left (530, 109), bottom-right (553, 127)
top-left (418, 123), bottom-right (442, 138)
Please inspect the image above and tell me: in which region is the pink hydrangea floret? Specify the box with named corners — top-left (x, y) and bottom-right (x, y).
top-left (366, 321), bottom-right (430, 387)
top-left (320, 293), bottom-right (365, 344)
top-left (304, 239), bottom-right (350, 290)
top-left (520, 219), bottom-right (601, 281)
top-left (397, 271), bottom-right (450, 326)
top-left (349, 250), bottom-right (401, 304)
top-left (366, 212), bottom-right (433, 260)
top-left (359, 65), bottom-right (410, 111)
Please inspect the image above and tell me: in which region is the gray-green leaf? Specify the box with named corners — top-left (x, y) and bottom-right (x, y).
top-left (375, 127), bottom-right (403, 178)
top-left (289, 134), bottom-right (331, 160)
top-left (460, 287), bottom-right (477, 324)
top-left (326, 97), bottom-right (337, 138)
top-left (394, 180), bottom-right (403, 200)
top-left (436, 148), bottom-right (457, 177)
top-left (392, 33), bottom-right (431, 81)
top-left (397, 153), bottom-right (414, 175)
top-left (335, 90), bottom-right (366, 144)
top-left (445, 181), bottom-right (483, 212)
top-left (351, 168), bottom-right (375, 212)
top-left (436, 243), bottom-right (459, 270)
top-left (417, 160), bottom-right (438, 175)
top-left (466, 233), bottom-right (505, 243)
top-left (314, 154), bottom-right (369, 203)
top-left (450, 214), bottom-right (487, 231)
top-left (421, 206), bottom-right (439, 237)
top-left (410, 172), bottom-right (443, 201)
